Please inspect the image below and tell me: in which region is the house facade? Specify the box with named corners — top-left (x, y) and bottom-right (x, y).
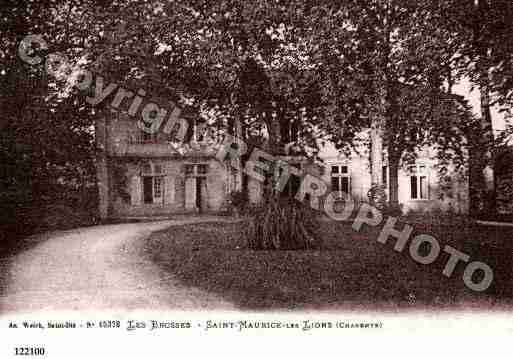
top-left (315, 141), bottom-right (470, 214)
top-left (95, 110), bottom-right (472, 219)
top-left (95, 110), bottom-right (236, 219)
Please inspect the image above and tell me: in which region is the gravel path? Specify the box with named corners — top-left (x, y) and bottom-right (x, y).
top-left (0, 217), bottom-right (237, 314)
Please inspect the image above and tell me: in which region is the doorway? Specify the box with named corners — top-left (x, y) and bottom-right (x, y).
top-left (143, 177), bottom-right (153, 204)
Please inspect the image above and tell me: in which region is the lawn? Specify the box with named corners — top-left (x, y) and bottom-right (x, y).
top-left (143, 219), bottom-right (513, 311)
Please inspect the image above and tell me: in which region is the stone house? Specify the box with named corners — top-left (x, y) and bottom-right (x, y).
top-left (95, 109), bottom-right (235, 219)
top-left (95, 109), bottom-right (474, 219)
top-left (316, 140), bottom-right (470, 214)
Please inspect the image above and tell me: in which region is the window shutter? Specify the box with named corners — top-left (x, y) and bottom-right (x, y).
top-left (165, 176), bottom-right (175, 204)
top-left (175, 177), bottom-right (183, 205)
top-left (184, 177), bottom-right (196, 210)
top-left (130, 175), bottom-right (142, 206)
top-left (411, 176), bottom-right (418, 199)
top-left (201, 178), bottom-right (209, 210)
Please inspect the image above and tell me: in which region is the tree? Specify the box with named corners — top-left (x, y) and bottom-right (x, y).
top-left (4, 0), bottom-right (498, 238)
top-left (12, 0), bottom-right (348, 247)
top-left (307, 0), bottom-right (471, 210)
top-left (130, 0), bottom-right (474, 214)
top-left (436, 0), bottom-right (513, 216)
top-left (1, 0), bottom-right (101, 235)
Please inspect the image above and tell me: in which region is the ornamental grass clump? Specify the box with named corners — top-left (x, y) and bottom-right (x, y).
top-left (244, 197), bottom-right (321, 250)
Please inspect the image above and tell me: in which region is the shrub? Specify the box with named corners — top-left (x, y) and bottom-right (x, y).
top-left (381, 202), bottom-right (404, 217)
top-left (402, 207), bottom-right (473, 229)
top-left (367, 184), bottom-right (387, 211)
top-left (244, 197), bottom-right (321, 250)
top-left (227, 190), bottom-right (249, 216)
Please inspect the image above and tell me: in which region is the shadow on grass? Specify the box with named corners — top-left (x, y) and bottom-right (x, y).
top-left (143, 221), bottom-right (513, 312)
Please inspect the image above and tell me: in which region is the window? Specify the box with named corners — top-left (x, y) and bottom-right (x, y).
top-left (166, 122), bottom-right (184, 143)
top-left (154, 177), bottom-right (163, 198)
top-left (185, 165), bottom-right (194, 176)
top-left (141, 162), bottom-right (165, 204)
top-left (331, 164), bottom-right (350, 194)
top-left (142, 163), bottom-right (152, 175)
top-left (331, 165), bottom-right (348, 175)
top-left (195, 119), bottom-right (207, 142)
top-left (185, 164), bottom-right (209, 177)
top-left (409, 164), bottom-right (429, 200)
top-left (141, 131), bottom-right (157, 143)
top-left (143, 176), bottom-right (164, 204)
top-left (198, 164), bottom-right (208, 175)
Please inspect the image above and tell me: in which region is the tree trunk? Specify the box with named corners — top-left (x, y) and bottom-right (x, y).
top-left (95, 116), bottom-right (109, 220)
top-left (370, 71), bottom-right (387, 187)
top-left (369, 62), bottom-right (389, 209)
top-left (479, 76), bottom-right (495, 192)
top-left (370, 121), bottom-right (383, 187)
top-left (469, 143), bottom-right (486, 217)
top-left (468, 0), bottom-right (496, 217)
top-left (267, 103), bottom-right (283, 155)
top-left (234, 117), bottom-right (243, 192)
top-left (259, 108), bottom-right (281, 200)
top-left (468, 75), bottom-right (495, 218)
top-left (388, 155), bottom-right (400, 207)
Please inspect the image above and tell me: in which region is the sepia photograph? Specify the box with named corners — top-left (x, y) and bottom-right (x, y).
top-left (1, 0), bottom-right (512, 356)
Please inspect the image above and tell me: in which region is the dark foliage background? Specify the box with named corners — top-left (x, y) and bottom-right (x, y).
top-left (0, 5), bottom-right (99, 251)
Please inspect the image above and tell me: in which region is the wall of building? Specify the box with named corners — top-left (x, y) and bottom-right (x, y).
top-left (396, 162), bottom-right (469, 214)
top-left (319, 148), bottom-right (469, 215)
top-left (99, 111), bottom-right (470, 217)
top-left (107, 157), bottom-right (229, 218)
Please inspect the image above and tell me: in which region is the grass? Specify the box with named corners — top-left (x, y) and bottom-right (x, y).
top-left (143, 219), bottom-right (513, 311)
